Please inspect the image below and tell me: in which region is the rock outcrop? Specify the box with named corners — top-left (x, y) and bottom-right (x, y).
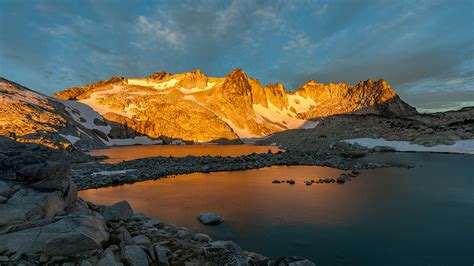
top-left (53, 68), bottom-right (417, 142)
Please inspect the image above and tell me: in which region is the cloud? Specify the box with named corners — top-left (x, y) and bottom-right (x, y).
top-left (40, 25), bottom-right (72, 36)
top-left (135, 15), bottom-right (185, 48)
top-left (284, 34), bottom-right (316, 51)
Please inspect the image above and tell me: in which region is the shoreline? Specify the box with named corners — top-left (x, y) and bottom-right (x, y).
top-left (71, 149), bottom-right (401, 190)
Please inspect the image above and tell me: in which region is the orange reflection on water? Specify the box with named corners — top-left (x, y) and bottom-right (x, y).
top-left (88, 144), bottom-right (281, 163)
top-left (79, 166), bottom-right (368, 230)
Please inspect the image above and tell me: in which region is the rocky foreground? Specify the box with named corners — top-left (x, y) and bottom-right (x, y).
top-left (0, 137), bottom-right (315, 265)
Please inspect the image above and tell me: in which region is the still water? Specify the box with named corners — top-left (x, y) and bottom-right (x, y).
top-left (88, 144), bottom-right (280, 163)
top-left (79, 152), bottom-right (474, 265)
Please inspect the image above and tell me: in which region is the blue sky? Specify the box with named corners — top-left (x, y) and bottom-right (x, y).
top-left (1, 0), bottom-right (473, 111)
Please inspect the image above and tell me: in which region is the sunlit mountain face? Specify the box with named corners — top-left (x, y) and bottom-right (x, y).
top-left (0, 67), bottom-right (416, 149)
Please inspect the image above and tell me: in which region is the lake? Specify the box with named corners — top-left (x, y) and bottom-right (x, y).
top-left (79, 151), bottom-right (474, 265)
top-left (88, 144), bottom-right (281, 163)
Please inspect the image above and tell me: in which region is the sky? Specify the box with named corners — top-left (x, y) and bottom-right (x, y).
top-left (0, 0), bottom-right (473, 111)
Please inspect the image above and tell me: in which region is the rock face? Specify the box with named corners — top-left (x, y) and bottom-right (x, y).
top-left (0, 138), bottom-right (109, 261)
top-left (53, 68), bottom-right (417, 142)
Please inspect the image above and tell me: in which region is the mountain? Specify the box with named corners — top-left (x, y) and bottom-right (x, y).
top-left (0, 69), bottom-right (417, 149)
top-left (54, 68), bottom-right (417, 143)
top-left (0, 78), bottom-right (162, 150)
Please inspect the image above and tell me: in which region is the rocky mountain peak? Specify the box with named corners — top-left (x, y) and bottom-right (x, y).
top-left (226, 68), bottom-right (248, 81)
top-left (149, 71), bottom-right (169, 80)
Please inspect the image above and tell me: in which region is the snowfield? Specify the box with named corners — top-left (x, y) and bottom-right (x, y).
top-left (343, 138), bottom-right (474, 154)
top-left (127, 78), bottom-right (178, 89)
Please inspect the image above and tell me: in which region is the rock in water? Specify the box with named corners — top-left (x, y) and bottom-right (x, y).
top-left (197, 212), bottom-right (224, 225)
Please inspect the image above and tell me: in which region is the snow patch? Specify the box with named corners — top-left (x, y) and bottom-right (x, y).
top-left (253, 103), bottom-right (308, 129)
top-left (59, 134), bottom-right (81, 145)
top-left (91, 169), bottom-right (136, 176)
top-left (127, 78), bottom-right (178, 90)
top-left (61, 100), bottom-right (112, 135)
top-left (179, 81), bottom-right (216, 94)
top-left (287, 94), bottom-right (317, 113)
top-left (343, 138), bottom-right (474, 154)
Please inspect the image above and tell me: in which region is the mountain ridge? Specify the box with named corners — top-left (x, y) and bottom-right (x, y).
top-left (1, 68), bottom-right (418, 149)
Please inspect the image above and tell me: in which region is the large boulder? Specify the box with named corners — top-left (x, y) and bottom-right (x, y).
top-left (0, 186), bottom-right (75, 229)
top-left (0, 136), bottom-right (70, 182)
top-left (100, 201), bottom-right (134, 221)
top-left (0, 210), bottom-right (109, 257)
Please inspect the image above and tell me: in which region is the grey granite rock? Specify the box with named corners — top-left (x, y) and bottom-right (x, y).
top-left (101, 201), bottom-right (134, 221)
top-left (197, 212), bottom-right (223, 225)
top-left (122, 245), bottom-right (149, 266)
top-left (0, 210), bottom-right (109, 257)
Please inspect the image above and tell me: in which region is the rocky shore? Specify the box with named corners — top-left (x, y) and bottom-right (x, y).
top-left (258, 108), bottom-right (474, 151)
top-left (0, 137), bottom-right (318, 265)
top-left (69, 143), bottom-right (399, 190)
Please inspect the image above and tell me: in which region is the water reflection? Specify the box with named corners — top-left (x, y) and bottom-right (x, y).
top-left (88, 144), bottom-right (281, 163)
top-left (79, 153), bottom-right (474, 265)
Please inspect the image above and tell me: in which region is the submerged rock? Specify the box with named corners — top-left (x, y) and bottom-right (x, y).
top-left (197, 212), bottom-right (223, 225)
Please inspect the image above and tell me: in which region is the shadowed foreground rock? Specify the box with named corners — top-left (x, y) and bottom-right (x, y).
top-left (0, 138), bottom-right (315, 265)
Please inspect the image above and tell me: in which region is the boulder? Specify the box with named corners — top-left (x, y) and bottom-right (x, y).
top-left (194, 233), bottom-right (212, 243)
top-left (0, 181), bottom-right (10, 195)
top-left (132, 235), bottom-right (154, 259)
top-left (197, 212), bottom-right (223, 225)
top-left (0, 187), bottom-right (74, 227)
top-left (100, 201), bottom-right (134, 221)
top-left (97, 249), bottom-right (123, 266)
top-left (118, 227), bottom-right (133, 245)
top-left (122, 245), bottom-right (149, 266)
top-left (0, 210), bottom-right (109, 257)
top-left (336, 175), bottom-right (347, 184)
top-left (154, 244), bottom-right (169, 264)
